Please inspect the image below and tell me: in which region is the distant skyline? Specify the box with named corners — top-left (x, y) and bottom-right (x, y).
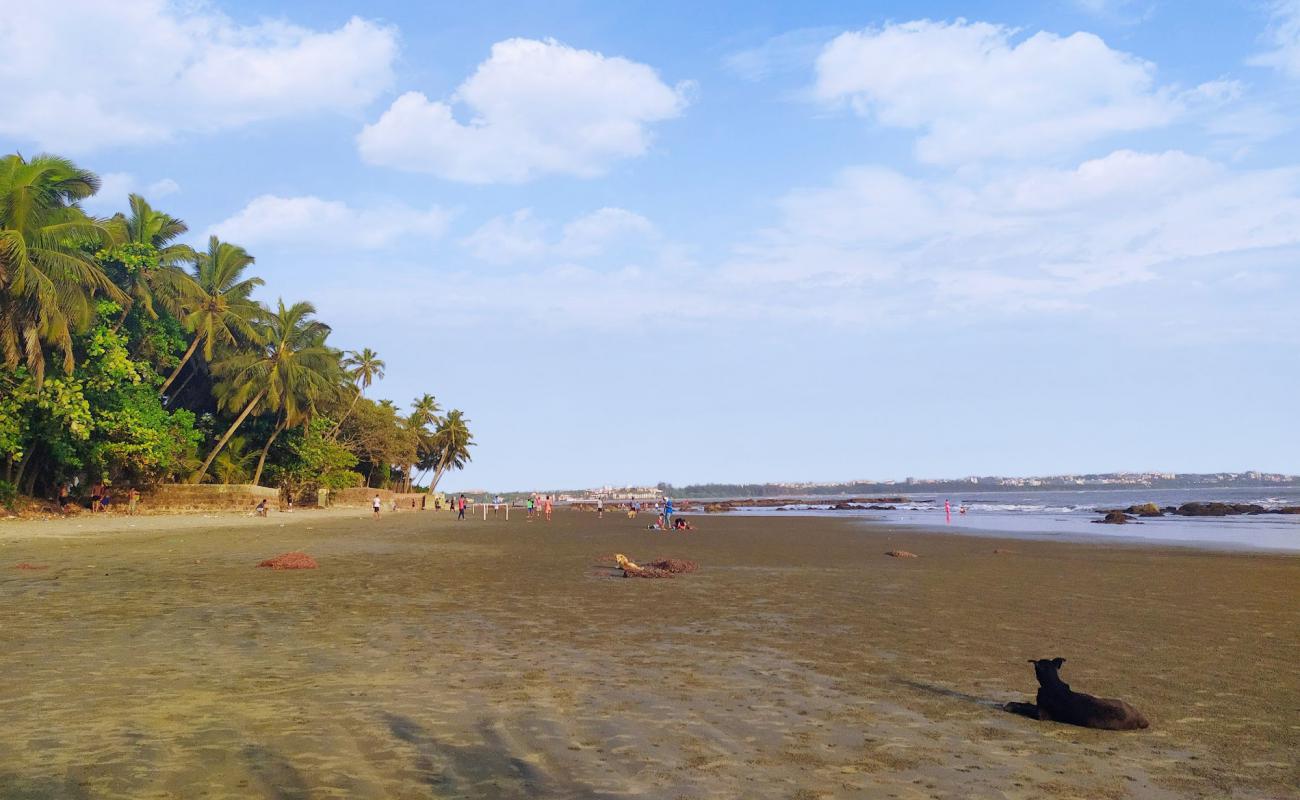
top-left (4, 0), bottom-right (1298, 489)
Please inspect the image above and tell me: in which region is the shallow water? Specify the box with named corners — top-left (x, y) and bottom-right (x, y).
top-left (724, 486), bottom-right (1300, 552)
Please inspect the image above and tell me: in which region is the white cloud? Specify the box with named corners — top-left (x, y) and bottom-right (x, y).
top-left (83, 173), bottom-right (181, 213)
top-left (461, 207), bottom-right (656, 263)
top-left (726, 150), bottom-right (1300, 312)
top-left (557, 208), bottom-right (656, 257)
top-left (460, 210), bottom-right (549, 264)
top-left (209, 195), bottom-right (450, 250)
top-left (814, 19), bottom-right (1178, 165)
top-left (1250, 1), bottom-right (1300, 78)
top-left (358, 38), bottom-right (691, 183)
top-left (0, 0), bottom-right (397, 151)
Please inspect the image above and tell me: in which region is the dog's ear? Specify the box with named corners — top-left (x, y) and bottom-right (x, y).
top-left (1052, 657), bottom-right (1066, 668)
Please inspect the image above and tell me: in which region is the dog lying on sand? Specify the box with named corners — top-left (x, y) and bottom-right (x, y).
top-left (1005, 658), bottom-right (1149, 731)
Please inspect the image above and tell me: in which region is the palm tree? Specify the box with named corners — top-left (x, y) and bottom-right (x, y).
top-left (104, 193), bottom-right (198, 325)
top-left (330, 347), bottom-right (385, 434)
top-left (158, 235), bottom-right (262, 397)
top-left (249, 326), bottom-right (342, 486)
top-left (427, 409), bottom-right (473, 492)
top-left (403, 393), bottom-right (441, 491)
top-left (211, 435), bottom-right (257, 484)
top-left (192, 299), bottom-right (336, 484)
top-left (0, 153), bottom-right (121, 385)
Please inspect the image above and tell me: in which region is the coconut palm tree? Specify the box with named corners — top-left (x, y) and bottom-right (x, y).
top-left (427, 409), bottom-right (473, 492)
top-left (249, 327), bottom-right (343, 486)
top-left (402, 393), bottom-right (441, 491)
top-left (192, 299), bottom-right (336, 483)
top-left (104, 193), bottom-right (198, 324)
top-left (158, 236), bottom-right (262, 397)
top-left (0, 153), bottom-right (121, 385)
top-left (330, 347), bottom-right (385, 434)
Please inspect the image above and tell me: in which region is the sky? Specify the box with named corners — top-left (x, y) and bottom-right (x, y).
top-left (2, 0), bottom-right (1299, 490)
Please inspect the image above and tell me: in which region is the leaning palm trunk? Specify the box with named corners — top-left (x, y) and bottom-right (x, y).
top-left (159, 335), bottom-right (202, 396)
top-left (428, 460), bottom-right (448, 494)
top-left (328, 389), bottom-right (362, 439)
top-left (192, 388), bottom-right (267, 483)
top-left (251, 418), bottom-right (288, 486)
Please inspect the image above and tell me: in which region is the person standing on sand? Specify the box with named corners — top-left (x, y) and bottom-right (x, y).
top-left (127, 487), bottom-right (140, 516)
top-left (457, 494), bottom-right (467, 520)
top-left (527, 496), bottom-right (535, 519)
top-left (664, 496), bottom-right (675, 530)
top-left (596, 497), bottom-right (603, 519)
top-left (372, 493), bottom-right (382, 519)
top-left (544, 495), bottom-right (553, 521)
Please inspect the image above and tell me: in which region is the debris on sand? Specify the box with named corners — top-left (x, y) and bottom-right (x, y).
top-left (257, 552), bottom-right (318, 570)
top-left (885, 550), bottom-right (918, 558)
top-left (14, 562), bottom-right (49, 570)
top-left (644, 558), bottom-right (698, 573)
top-left (613, 553), bottom-right (698, 578)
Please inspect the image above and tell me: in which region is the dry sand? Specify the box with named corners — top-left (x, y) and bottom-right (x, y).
top-left (0, 508), bottom-right (1295, 799)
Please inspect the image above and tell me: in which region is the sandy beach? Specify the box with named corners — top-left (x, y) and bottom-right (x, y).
top-left (0, 509), bottom-right (1295, 799)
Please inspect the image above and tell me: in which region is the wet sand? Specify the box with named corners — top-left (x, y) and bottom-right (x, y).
top-left (0, 509), bottom-right (1296, 799)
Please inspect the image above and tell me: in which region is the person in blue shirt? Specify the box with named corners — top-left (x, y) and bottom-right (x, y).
top-left (664, 497), bottom-right (675, 530)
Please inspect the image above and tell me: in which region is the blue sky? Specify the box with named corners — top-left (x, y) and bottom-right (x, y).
top-left (3, 0), bottom-right (1298, 490)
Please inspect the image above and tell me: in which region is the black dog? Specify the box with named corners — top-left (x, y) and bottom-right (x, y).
top-left (1005, 658), bottom-right (1149, 731)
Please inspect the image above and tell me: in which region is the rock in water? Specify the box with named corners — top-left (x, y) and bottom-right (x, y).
top-left (1095, 510), bottom-right (1133, 524)
top-left (1125, 503), bottom-right (1162, 517)
top-left (257, 552), bottom-right (318, 570)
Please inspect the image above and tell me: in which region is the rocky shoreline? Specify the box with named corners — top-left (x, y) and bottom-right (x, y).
top-left (1094, 501), bottom-right (1300, 524)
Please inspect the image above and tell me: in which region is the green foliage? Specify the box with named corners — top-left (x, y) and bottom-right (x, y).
top-left (0, 479), bottom-right (16, 511)
top-left (266, 418), bottom-right (360, 495)
top-left (1, 150), bottom-right (472, 502)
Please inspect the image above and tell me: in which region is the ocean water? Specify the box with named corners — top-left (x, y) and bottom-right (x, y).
top-left (720, 486), bottom-right (1300, 552)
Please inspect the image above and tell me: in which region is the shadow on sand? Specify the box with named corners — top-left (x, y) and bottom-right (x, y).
top-left (894, 677), bottom-right (1039, 718)
top-left (381, 712), bottom-right (616, 800)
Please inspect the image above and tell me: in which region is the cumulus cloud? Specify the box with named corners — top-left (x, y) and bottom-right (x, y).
top-left (461, 207), bottom-right (656, 263)
top-left (726, 150), bottom-right (1300, 311)
top-left (1250, 0), bottom-right (1300, 78)
top-left (460, 210), bottom-right (549, 264)
top-left (0, 0), bottom-right (397, 151)
top-left (358, 38), bottom-right (691, 183)
top-left (209, 195), bottom-right (450, 250)
top-left (557, 208), bottom-right (656, 258)
top-left (813, 19), bottom-right (1178, 164)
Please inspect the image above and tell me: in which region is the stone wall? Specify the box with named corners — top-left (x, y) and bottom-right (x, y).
top-left (331, 488), bottom-right (440, 508)
top-left (141, 483), bottom-right (279, 512)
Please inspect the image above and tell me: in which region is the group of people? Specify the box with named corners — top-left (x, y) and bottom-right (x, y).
top-left (526, 494), bottom-right (554, 521)
top-left (57, 481), bottom-right (141, 515)
top-left (371, 493), bottom-right (469, 519)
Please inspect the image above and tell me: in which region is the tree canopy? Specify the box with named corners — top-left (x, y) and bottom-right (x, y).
top-left (0, 152), bottom-right (472, 507)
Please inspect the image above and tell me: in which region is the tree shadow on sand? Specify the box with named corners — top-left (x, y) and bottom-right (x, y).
top-left (0, 774), bottom-right (93, 800)
top-left (241, 744), bottom-right (311, 800)
top-left (380, 712), bottom-right (616, 799)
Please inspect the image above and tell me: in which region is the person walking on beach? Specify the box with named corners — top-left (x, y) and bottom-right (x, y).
top-left (527, 496), bottom-right (535, 520)
top-left (945, 499), bottom-right (951, 524)
top-left (544, 495), bottom-right (553, 521)
top-left (372, 493), bottom-right (382, 519)
top-left (664, 497), bottom-right (675, 531)
top-left (629, 500), bottom-right (639, 519)
top-left (596, 497), bottom-right (603, 519)
top-left (457, 494), bottom-right (467, 520)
